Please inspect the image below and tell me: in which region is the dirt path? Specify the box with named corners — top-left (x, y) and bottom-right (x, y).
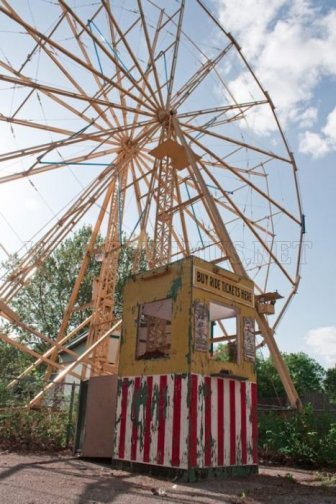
top-left (0, 452), bottom-right (335, 504)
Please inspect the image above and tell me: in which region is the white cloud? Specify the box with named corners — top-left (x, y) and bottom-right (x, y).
top-left (322, 106), bottom-right (336, 142)
top-left (305, 326), bottom-right (336, 366)
top-left (216, 0), bottom-right (336, 147)
top-left (295, 107), bottom-right (318, 129)
top-left (299, 131), bottom-right (330, 158)
top-left (299, 106), bottom-right (336, 157)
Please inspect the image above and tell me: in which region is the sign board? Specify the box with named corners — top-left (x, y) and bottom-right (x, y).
top-left (243, 317), bottom-right (255, 362)
top-left (193, 266), bottom-right (254, 307)
top-left (194, 302), bottom-right (209, 352)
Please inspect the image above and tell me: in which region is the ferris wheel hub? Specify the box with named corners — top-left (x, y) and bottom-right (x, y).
top-left (156, 109), bottom-right (175, 124)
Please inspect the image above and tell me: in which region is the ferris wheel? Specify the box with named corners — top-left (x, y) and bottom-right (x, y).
top-left (0, 0), bottom-right (304, 406)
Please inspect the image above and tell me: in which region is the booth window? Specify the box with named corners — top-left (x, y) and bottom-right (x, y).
top-left (209, 302), bottom-right (239, 363)
top-left (136, 298), bottom-right (172, 359)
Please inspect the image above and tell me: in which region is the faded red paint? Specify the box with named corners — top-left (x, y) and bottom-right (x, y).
top-left (217, 378), bottom-right (224, 466)
top-left (157, 375), bottom-right (167, 464)
top-left (171, 375), bottom-right (182, 466)
top-left (143, 375), bottom-right (153, 463)
top-left (188, 374), bottom-right (198, 467)
top-left (131, 376), bottom-right (141, 460)
top-left (204, 376), bottom-right (212, 466)
top-left (240, 381), bottom-right (247, 465)
top-left (229, 380), bottom-right (236, 465)
top-left (118, 377), bottom-right (129, 459)
top-left (114, 374), bottom-right (257, 470)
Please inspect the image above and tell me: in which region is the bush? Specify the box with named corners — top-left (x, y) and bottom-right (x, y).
top-left (0, 408), bottom-right (72, 451)
top-left (259, 405), bottom-right (336, 467)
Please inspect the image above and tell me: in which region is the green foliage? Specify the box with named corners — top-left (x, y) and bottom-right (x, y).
top-left (9, 226), bottom-right (102, 344)
top-left (0, 341), bottom-right (32, 378)
top-left (256, 352), bottom-right (326, 399)
top-left (259, 405), bottom-right (336, 467)
top-left (114, 238), bottom-right (147, 318)
top-left (324, 368), bottom-right (336, 403)
top-left (4, 226), bottom-right (146, 348)
top-left (212, 342), bottom-right (230, 362)
top-left (0, 408), bottom-right (71, 451)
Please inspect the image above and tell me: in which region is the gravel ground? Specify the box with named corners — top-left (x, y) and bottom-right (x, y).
top-left (0, 451), bottom-right (335, 504)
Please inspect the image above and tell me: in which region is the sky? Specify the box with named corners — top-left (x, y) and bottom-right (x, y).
top-left (0, 0), bottom-right (335, 369)
top-left (214, 0), bottom-right (336, 367)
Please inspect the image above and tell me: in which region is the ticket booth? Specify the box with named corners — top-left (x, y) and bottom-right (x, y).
top-left (113, 256), bottom-right (258, 478)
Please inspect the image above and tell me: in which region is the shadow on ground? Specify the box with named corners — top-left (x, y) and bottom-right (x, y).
top-left (0, 452), bottom-right (335, 504)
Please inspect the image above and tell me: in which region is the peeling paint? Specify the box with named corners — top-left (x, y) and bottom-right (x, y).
top-left (168, 275), bottom-right (182, 301)
top-left (114, 373), bottom-right (257, 471)
top-left (116, 257), bottom-right (258, 473)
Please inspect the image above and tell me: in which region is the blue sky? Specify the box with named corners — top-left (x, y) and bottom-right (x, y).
top-left (213, 0), bottom-right (336, 366)
top-left (0, 0), bottom-right (335, 368)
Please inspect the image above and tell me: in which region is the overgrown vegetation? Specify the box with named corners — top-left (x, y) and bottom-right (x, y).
top-left (259, 405), bottom-right (336, 467)
top-left (0, 408), bottom-right (73, 451)
top-left (0, 373), bottom-right (78, 452)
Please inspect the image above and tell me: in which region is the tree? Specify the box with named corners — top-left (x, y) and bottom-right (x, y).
top-left (257, 352), bottom-right (326, 400)
top-left (0, 341), bottom-right (31, 378)
top-left (324, 367), bottom-right (336, 403)
top-left (8, 226), bottom-right (102, 345)
top-left (1, 226), bottom-right (146, 375)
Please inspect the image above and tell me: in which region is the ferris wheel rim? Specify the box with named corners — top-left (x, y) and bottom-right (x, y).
top-left (0, 0), bottom-right (304, 332)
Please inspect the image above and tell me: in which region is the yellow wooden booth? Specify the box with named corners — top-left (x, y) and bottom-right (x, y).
top-left (113, 256), bottom-right (258, 478)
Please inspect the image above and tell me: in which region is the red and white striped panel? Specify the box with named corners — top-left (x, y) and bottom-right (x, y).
top-left (113, 374), bottom-right (257, 469)
top-left (114, 374), bottom-right (189, 468)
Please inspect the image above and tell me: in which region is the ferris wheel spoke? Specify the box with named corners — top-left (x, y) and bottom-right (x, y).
top-left (37, 35), bottom-right (116, 132)
top-left (176, 170), bottom-right (275, 240)
top-left (0, 60), bottom-right (116, 135)
top-left (59, 0), bottom-right (159, 112)
top-left (182, 106), bottom-right (268, 141)
top-left (0, 117), bottom-right (156, 171)
top-left (203, 160), bottom-right (267, 178)
top-left (182, 127), bottom-right (302, 226)
top-left (177, 100), bottom-right (268, 120)
top-left (0, 5), bottom-right (158, 116)
top-left (105, 13), bottom-right (130, 130)
top-left (127, 9), bottom-right (165, 139)
top-left (132, 155), bottom-right (158, 237)
top-left (61, 2), bottom-right (128, 134)
top-left (214, 198), bottom-right (275, 238)
top-left (171, 43), bottom-right (233, 110)
top-left (101, 0), bottom-right (162, 110)
top-left (0, 115), bottom-right (117, 147)
top-left (199, 160), bottom-right (295, 285)
top-left (165, 0), bottom-right (185, 108)
top-left (129, 159), bottom-right (144, 220)
top-left (136, 0), bottom-right (164, 109)
top-left (60, 8), bottom-right (119, 132)
top-left (89, 13), bottom-right (142, 98)
top-left (172, 169), bottom-right (190, 257)
top-left (181, 121), bottom-right (290, 164)
top-left (0, 71), bottom-right (155, 120)
top-left (1, 0), bottom-right (66, 73)
top-left (0, 114), bottom-right (83, 141)
top-left (173, 116), bottom-right (246, 275)
top-left (0, 165), bottom-right (117, 301)
top-left (3, 148), bottom-right (121, 185)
